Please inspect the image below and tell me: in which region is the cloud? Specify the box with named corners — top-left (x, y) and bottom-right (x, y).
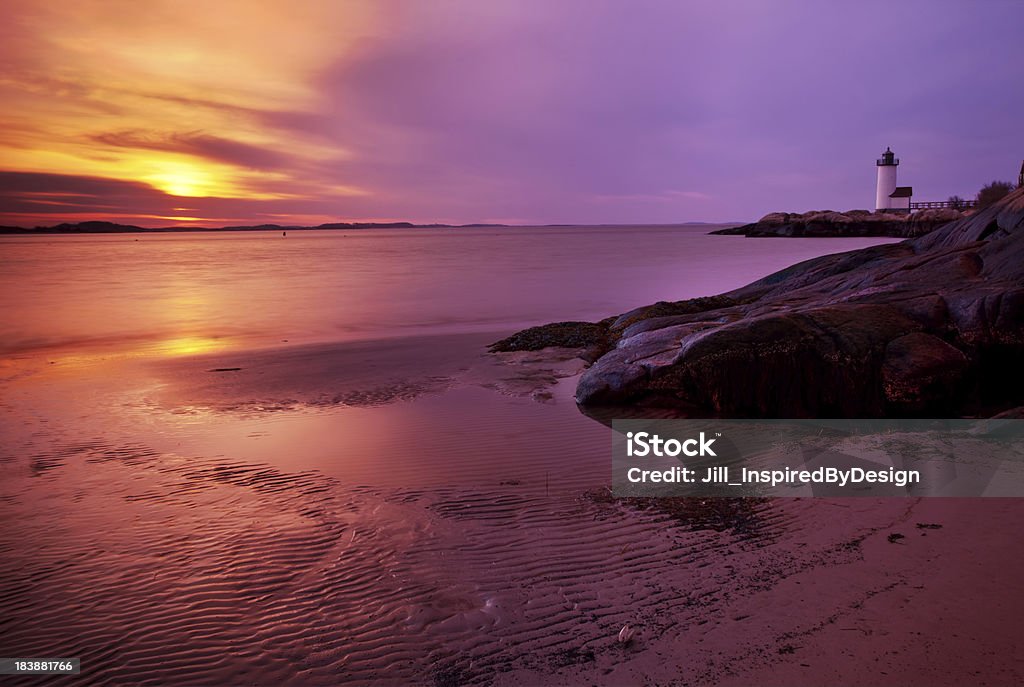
top-left (91, 130), bottom-right (296, 171)
top-left (0, 171), bottom-right (164, 202)
top-left (0, 171), bottom-right (182, 222)
top-left (0, 171), bottom-right (365, 226)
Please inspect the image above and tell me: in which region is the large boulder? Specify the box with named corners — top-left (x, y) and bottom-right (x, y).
top-left (575, 188), bottom-right (1024, 417)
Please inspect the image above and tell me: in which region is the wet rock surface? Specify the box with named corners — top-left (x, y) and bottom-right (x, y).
top-left (489, 320), bottom-right (615, 362)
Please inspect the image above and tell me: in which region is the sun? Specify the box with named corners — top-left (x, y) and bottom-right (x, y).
top-left (145, 161), bottom-right (217, 197)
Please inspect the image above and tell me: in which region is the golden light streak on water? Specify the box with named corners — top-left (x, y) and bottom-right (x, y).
top-left (154, 335), bottom-right (227, 356)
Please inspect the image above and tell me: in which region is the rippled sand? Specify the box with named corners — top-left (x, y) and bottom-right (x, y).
top-left (1, 334), bottom-right (1022, 685)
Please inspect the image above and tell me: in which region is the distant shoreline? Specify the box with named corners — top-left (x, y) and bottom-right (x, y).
top-left (0, 220), bottom-right (505, 235)
top-left (711, 207), bottom-right (968, 238)
top-left (0, 220), bottom-right (739, 235)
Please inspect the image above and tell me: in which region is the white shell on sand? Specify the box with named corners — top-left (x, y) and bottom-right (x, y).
top-left (618, 624), bottom-right (636, 645)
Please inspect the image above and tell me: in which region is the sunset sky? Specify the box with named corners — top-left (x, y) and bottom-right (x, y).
top-left (1, 0), bottom-right (1021, 227)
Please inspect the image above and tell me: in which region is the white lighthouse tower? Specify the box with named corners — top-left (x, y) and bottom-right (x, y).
top-left (875, 147), bottom-right (899, 210)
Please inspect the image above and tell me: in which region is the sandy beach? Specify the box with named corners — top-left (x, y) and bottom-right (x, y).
top-left (2, 326), bottom-right (1022, 685)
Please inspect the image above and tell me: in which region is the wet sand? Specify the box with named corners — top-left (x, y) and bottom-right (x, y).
top-left (1, 333), bottom-right (1022, 685)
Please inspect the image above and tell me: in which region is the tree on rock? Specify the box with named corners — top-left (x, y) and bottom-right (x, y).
top-left (977, 181), bottom-right (1014, 209)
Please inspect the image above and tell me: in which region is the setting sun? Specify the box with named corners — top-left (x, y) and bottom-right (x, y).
top-left (145, 162), bottom-right (217, 197)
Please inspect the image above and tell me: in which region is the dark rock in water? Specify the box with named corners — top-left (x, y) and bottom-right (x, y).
top-left (499, 188), bottom-right (1024, 417)
top-left (577, 304), bottom-right (925, 416)
top-left (712, 208), bottom-right (968, 238)
top-left (490, 320), bottom-right (614, 362)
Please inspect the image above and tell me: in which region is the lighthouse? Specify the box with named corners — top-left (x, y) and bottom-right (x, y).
top-left (875, 147), bottom-right (913, 212)
top-left (875, 147), bottom-right (899, 210)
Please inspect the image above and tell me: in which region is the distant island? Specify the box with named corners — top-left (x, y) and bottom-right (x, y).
top-left (712, 207), bottom-right (968, 238)
top-left (0, 220), bottom-right (513, 234)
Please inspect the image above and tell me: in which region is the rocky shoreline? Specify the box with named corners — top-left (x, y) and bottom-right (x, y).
top-left (494, 189), bottom-right (1024, 417)
top-left (712, 207), bottom-right (967, 238)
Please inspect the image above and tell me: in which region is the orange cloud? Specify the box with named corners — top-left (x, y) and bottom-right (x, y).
top-left (0, 0), bottom-right (378, 220)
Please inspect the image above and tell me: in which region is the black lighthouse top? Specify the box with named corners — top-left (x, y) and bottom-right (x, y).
top-left (877, 147), bottom-right (899, 166)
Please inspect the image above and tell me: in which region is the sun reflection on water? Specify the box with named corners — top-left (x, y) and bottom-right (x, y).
top-left (155, 336), bottom-right (226, 356)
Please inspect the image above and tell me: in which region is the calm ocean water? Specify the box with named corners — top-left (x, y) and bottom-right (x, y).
top-left (0, 226), bottom-right (897, 356)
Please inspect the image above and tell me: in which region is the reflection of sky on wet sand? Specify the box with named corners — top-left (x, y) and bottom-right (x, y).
top-left (138, 384), bottom-right (608, 489)
top-left (0, 320), bottom-right (605, 491)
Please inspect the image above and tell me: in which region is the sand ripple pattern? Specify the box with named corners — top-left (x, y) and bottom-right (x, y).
top-left (1, 438), bottom-right (883, 686)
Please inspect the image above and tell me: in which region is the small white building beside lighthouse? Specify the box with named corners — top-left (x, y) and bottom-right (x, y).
top-left (875, 147), bottom-right (912, 212)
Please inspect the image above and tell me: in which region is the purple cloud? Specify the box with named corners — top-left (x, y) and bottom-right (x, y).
top-left (91, 130), bottom-right (296, 171)
top-left (278, 1), bottom-right (1024, 223)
